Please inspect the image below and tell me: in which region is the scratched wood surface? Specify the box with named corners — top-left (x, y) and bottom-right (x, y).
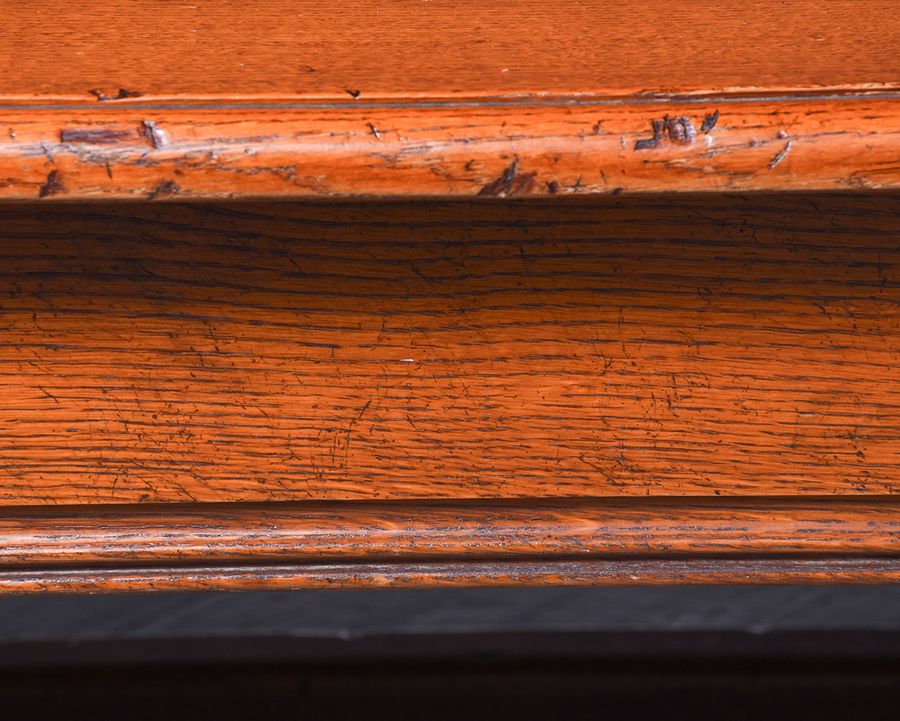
top-left (2, 1), bottom-right (899, 100)
top-left (2, 498), bottom-right (897, 566)
top-left (3, 3), bottom-right (899, 590)
top-left (0, 194), bottom-right (897, 505)
top-left (5, 558), bottom-right (900, 593)
top-left (1, 3), bottom-right (899, 199)
top-left (1, 97), bottom-right (899, 200)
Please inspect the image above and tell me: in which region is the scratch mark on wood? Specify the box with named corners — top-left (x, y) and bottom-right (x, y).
top-left (478, 157), bottom-right (536, 197)
top-left (635, 119), bottom-right (664, 150)
top-left (768, 139), bottom-right (793, 169)
top-left (701, 110), bottom-right (719, 134)
top-left (345, 89), bottom-right (361, 99)
top-left (60, 128), bottom-right (133, 144)
top-left (635, 115), bottom-right (697, 149)
top-left (38, 170), bottom-right (63, 198)
top-left (140, 120), bottom-right (169, 149)
top-left (88, 88), bottom-right (143, 102)
top-left (39, 142), bottom-right (56, 165)
top-left (148, 180), bottom-right (181, 199)
top-left (664, 115), bottom-right (697, 145)
top-left (367, 122), bottom-right (382, 140)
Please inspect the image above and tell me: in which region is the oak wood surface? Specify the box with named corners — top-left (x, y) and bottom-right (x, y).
top-left (2, 1), bottom-right (898, 101)
top-left (3, 3), bottom-right (898, 590)
top-left (0, 195), bottom-right (897, 505)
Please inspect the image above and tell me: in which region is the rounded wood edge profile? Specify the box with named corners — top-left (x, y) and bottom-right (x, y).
top-left (0, 96), bottom-right (898, 200)
top-left (3, 558), bottom-right (899, 594)
top-left (1, 498), bottom-right (897, 591)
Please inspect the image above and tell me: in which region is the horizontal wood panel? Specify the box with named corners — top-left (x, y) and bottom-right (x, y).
top-left (0, 195), bottom-right (897, 503)
top-left (1, 97), bottom-right (899, 199)
top-left (1, 498), bottom-right (897, 566)
top-left (2, 2), bottom-right (898, 101)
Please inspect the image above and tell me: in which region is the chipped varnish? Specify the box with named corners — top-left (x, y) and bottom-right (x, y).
top-left (0, 97), bottom-right (898, 198)
top-left (1, 1), bottom-right (899, 591)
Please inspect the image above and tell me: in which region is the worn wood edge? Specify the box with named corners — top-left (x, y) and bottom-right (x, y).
top-left (3, 558), bottom-right (900, 593)
top-left (1, 498), bottom-right (897, 569)
top-left (1, 96), bottom-right (898, 199)
top-left (2, 88), bottom-right (900, 107)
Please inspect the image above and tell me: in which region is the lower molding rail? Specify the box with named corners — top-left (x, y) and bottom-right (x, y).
top-left (2, 497), bottom-right (897, 591)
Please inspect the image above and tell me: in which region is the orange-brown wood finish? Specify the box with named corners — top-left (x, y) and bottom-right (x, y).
top-left (5, 559), bottom-right (900, 594)
top-left (2, 496), bottom-right (900, 592)
top-left (1, 97), bottom-right (899, 199)
top-left (0, 193), bottom-right (899, 589)
top-left (2, 1), bottom-right (899, 100)
top-left (1, 196), bottom-right (898, 506)
top-left (2, 498), bottom-right (898, 566)
top-left (1, 2), bottom-right (899, 199)
top-left (2, 2), bottom-right (899, 591)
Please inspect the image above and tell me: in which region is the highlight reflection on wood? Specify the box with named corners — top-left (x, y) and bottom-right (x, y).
top-left (2, 1), bottom-right (899, 199)
top-left (2, 98), bottom-right (899, 200)
top-left (3, 2), bottom-right (899, 592)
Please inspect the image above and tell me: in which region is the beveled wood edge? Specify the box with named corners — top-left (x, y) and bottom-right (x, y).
top-left (1, 497), bottom-right (897, 591)
top-left (2, 88), bottom-right (898, 105)
top-left (1, 95), bottom-right (898, 199)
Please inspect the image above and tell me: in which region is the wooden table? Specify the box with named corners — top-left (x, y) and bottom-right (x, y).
top-left (0, 1), bottom-right (898, 591)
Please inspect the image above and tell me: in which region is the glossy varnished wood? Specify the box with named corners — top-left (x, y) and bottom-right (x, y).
top-left (2, 2), bottom-right (899, 199)
top-left (4, 558), bottom-right (900, 593)
top-left (0, 195), bottom-right (897, 504)
top-left (1, 97), bottom-right (899, 199)
top-left (1, 498), bottom-right (897, 566)
top-left (2, 1), bottom-right (898, 100)
top-left (3, 3), bottom-right (898, 592)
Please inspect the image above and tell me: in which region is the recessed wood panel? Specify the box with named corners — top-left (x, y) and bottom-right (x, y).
top-left (0, 195), bottom-right (897, 504)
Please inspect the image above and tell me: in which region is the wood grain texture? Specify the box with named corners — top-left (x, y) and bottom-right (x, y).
top-left (0, 195), bottom-right (897, 504)
top-left (3, 2), bottom-right (898, 198)
top-left (2, 1), bottom-right (899, 101)
top-left (0, 498), bottom-right (897, 566)
top-left (4, 558), bottom-right (900, 594)
top-left (6, 2), bottom-right (899, 591)
top-left (0, 97), bottom-right (899, 199)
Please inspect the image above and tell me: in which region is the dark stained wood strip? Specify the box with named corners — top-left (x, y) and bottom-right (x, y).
top-left (0, 498), bottom-right (896, 567)
top-left (3, 558), bottom-right (899, 593)
top-left (0, 97), bottom-right (899, 199)
top-left (0, 195), bottom-right (897, 503)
